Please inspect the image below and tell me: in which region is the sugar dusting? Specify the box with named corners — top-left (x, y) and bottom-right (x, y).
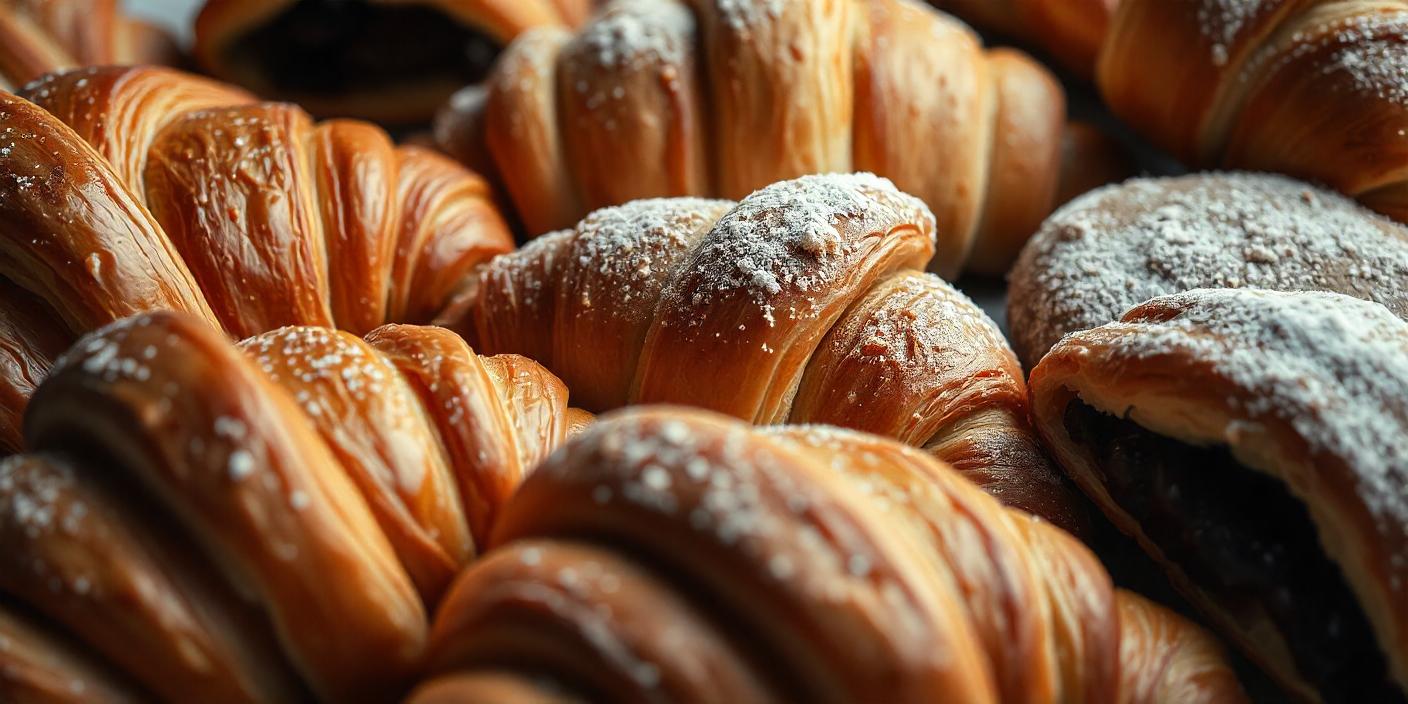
top-left (568, 198), bottom-right (729, 314)
top-left (668, 173), bottom-right (932, 325)
top-left (1010, 173), bottom-right (1408, 365)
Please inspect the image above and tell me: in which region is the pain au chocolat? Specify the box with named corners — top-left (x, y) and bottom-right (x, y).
top-left (1030, 288), bottom-right (1408, 702)
top-left (194, 0), bottom-right (591, 123)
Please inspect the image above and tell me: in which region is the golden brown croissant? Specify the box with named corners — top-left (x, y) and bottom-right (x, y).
top-left (0, 309), bottom-right (580, 702)
top-left (1098, 0), bottom-right (1408, 223)
top-left (435, 173), bottom-right (1085, 533)
top-left (930, 0), bottom-right (1119, 76)
top-left (0, 65), bottom-right (513, 451)
top-left (1008, 172), bottom-right (1408, 367)
top-left (0, 0), bottom-right (179, 92)
top-left (412, 407), bottom-right (1247, 703)
top-left (437, 0), bottom-right (1073, 278)
top-left (194, 0), bottom-right (592, 124)
top-left (1029, 288), bottom-right (1408, 702)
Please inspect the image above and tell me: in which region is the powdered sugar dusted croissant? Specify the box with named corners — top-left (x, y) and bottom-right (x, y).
top-left (0, 65), bottom-right (513, 451)
top-left (438, 0), bottom-right (1073, 278)
top-left (0, 309), bottom-right (581, 701)
top-left (436, 173), bottom-right (1085, 533)
top-left (0, 0), bottom-right (179, 92)
top-left (1099, 0), bottom-right (1408, 224)
top-left (195, 0), bottom-right (591, 124)
top-left (1030, 288), bottom-right (1408, 701)
top-left (1008, 172), bottom-right (1408, 367)
top-left (413, 407), bottom-right (1246, 703)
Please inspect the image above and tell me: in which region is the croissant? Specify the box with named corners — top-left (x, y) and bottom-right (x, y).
top-left (929, 0), bottom-right (1118, 76)
top-left (0, 65), bottom-right (513, 451)
top-left (435, 172), bottom-right (1086, 533)
top-left (194, 0), bottom-right (591, 124)
top-left (1098, 0), bottom-right (1408, 223)
top-left (1008, 172), bottom-right (1408, 367)
top-left (0, 0), bottom-right (179, 92)
top-left (412, 406), bottom-right (1246, 703)
top-left (1029, 287), bottom-right (1408, 702)
top-left (437, 0), bottom-right (1077, 278)
top-left (0, 309), bottom-right (581, 701)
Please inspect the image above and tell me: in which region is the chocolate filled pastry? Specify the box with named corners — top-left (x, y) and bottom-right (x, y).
top-left (0, 66), bottom-right (512, 451)
top-left (195, 0), bottom-right (591, 123)
top-left (413, 407), bottom-right (1246, 703)
top-left (0, 0), bottom-right (180, 91)
top-left (1009, 172), bottom-right (1408, 367)
top-left (0, 310), bottom-right (584, 701)
top-left (1098, 0), bottom-right (1408, 223)
top-left (435, 173), bottom-right (1086, 533)
top-left (1029, 288), bottom-right (1408, 702)
top-left (434, 0), bottom-right (1131, 278)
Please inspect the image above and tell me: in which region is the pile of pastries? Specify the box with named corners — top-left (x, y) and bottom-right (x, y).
top-left (0, 0), bottom-right (1404, 702)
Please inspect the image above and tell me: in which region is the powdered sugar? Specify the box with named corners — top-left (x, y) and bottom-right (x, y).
top-left (568, 198), bottom-right (730, 314)
top-left (574, 0), bottom-right (693, 70)
top-left (671, 173), bottom-right (932, 323)
top-left (1306, 11), bottom-right (1408, 107)
top-left (1196, 0), bottom-right (1263, 66)
top-left (1009, 173), bottom-right (1408, 366)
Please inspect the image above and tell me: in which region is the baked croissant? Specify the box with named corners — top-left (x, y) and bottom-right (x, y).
top-left (194, 0), bottom-right (591, 124)
top-left (1008, 172), bottom-right (1408, 367)
top-left (1029, 288), bottom-right (1408, 702)
top-left (0, 0), bottom-right (179, 92)
top-left (435, 172), bottom-right (1086, 533)
top-left (930, 0), bottom-right (1118, 76)
top-left (412, 406), bottom-right (1247, 704)
top-left (0, 65), bottom-right (513, 451)
top-left (0, 309), bottom-right (582, 702)
top-left (1099, 0), bottom-right (1408, 223)
top-left (438, 0), bottom-right (1074, 278)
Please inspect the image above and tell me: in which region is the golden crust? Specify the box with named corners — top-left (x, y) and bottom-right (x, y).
top-left (1029, 288), bottom-right (1408, 696)
top-left (0, 88), bottom-right (219, 333)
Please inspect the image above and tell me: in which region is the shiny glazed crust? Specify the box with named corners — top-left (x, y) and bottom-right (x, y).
top-left (0, 66), bottom-right (513, 451)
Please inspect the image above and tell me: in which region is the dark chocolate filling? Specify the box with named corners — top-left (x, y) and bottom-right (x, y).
top-left (227, 0), bottom-right (502, 96)
top-left (1063, 399), bottom-right (1404, 703)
